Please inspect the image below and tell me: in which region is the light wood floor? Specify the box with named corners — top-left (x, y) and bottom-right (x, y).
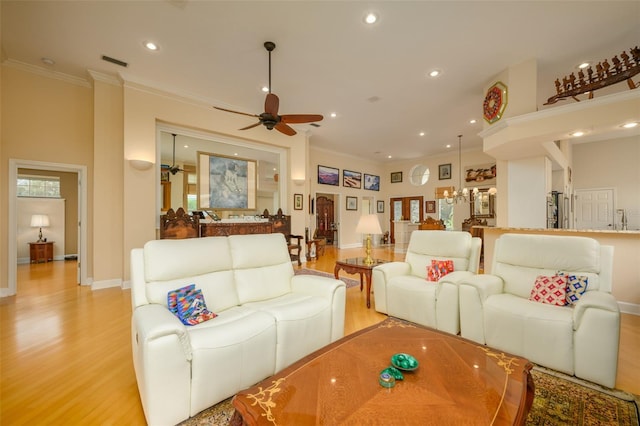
top-left (1, 245), bottom-right (638, 424)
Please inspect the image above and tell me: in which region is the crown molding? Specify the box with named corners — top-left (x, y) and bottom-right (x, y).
top-left (87, 70), bottom-right (122, 87)
top-left (2, 58), bottom-right (92, 88)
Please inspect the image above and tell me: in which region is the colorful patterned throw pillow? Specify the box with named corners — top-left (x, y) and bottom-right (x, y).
top-left (559, 273), bottom-right (589, 305)
top-left (529, 275), bottom-right (567, 306)
top-left (168, 284), bottom-right (195, 315)
top-left (426, 259), bottom-right (454, 282)
top-left (168, 285), bottom-right (217, 325)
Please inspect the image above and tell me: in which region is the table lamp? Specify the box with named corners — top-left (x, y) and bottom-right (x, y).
top-left (356, 214), bottom-right (382, 265)
top-left (31, 214), bottom-right (50, 242)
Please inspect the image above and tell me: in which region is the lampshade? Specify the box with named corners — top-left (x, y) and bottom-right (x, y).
top-left (356, 214), bottom-right (382, 235)
top-left (30, 214), bottom-right (50, 228)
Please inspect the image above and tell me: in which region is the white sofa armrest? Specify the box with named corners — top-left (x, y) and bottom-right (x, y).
top-left (459, 274), bottom-right (504, 344)
top-left (132, 304), bottom-right (193, 425)
top-left (372, 262), bottom-right (411, 313)
top-left (572, 291), bottom-right (620, 330)
top-left (435, 271), bottom-right (476, 335)
top-left (133, 304), bottom-right (192, 361)
top-left (291, 275), bottom-right (346, 341)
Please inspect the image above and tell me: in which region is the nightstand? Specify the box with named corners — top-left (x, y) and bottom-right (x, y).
top-left (29, 241), bottom-right (54, 263)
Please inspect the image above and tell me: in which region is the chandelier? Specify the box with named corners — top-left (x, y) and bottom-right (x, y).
top-left (444, 135), bottom-right (478, 204)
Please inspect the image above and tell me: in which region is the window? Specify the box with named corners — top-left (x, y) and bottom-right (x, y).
top-left (183, 166), bottom-right (198, 212)
top-left (17, 175), bottom-right (61, 198)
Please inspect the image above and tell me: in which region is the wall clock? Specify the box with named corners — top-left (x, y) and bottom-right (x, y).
top-left (483, 81), bottom-right (508, 124)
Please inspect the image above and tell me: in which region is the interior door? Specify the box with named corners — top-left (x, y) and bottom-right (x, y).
top-left (389, 196), bottom-right (424, 243)
top-left (575, 188), bottom-right (614, 230)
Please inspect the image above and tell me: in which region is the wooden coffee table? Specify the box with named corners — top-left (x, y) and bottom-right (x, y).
top-left (334, 257), bottom-right (387, 308)
top-left (231, 318), bottom-right (534, 425)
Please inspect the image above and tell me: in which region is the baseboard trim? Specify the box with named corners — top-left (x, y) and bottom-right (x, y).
top-left (91, 279), bottom-right (122, 291)
top-left (618, 301), bottom-right (640, 316)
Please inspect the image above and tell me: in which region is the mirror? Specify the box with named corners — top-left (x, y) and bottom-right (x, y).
top-left (409, 164), bottom-right (430, 186)
top-left (470, 189), bottom-right (495, 218)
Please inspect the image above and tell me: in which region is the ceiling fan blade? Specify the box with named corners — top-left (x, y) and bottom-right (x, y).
top-left (281, 114), bottom-right (324, 124)
top-left (239, 122), bottom-right (262, 131)
top-left (274, 122), bottom-right (297, 136)
top-left (264, 93), bottom-right (279, 116)
top-left (214, 106), bottom-right (259, 118)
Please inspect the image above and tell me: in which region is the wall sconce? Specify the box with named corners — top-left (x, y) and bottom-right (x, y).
top-left (129, 159), bottom-right (154, 171)
top-left (293, 178), bottom-right (305, 186)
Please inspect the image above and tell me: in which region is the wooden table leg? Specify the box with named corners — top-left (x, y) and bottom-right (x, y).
top-left (365, 270), bottom-right (372, 308)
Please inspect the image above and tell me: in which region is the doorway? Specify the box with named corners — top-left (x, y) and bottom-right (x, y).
top-left (389, 196), bottom-right (424, 243)
top-left (315, 192), bottom-right (340, 246)
top-left (6, 159), bottom-right (88, 296)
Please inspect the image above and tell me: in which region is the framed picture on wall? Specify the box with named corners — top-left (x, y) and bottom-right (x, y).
top-left (197, 151), bottom-right (256, 211)
top-left (377, 200), bottom-right (385, 213)
top-left (294, 193), bottom-right (303, 210)
top-left (364, 174), bottom-right (380, 191)
top-left (343, 169), bottom-right (362, 188)
top-left (439, 164), bottom-right (452, 180)
top-left (318, 165), bottom-right (339, 186)
top-left (390, 171), bottom-right (402, 183)
top-left (346, 196), bottom-right (358, 211)
top-left (426, 200), bottom-right (436, 214)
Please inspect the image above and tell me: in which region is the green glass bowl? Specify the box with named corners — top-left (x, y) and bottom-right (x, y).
top-left (391, 353), bottom-right (419, 371)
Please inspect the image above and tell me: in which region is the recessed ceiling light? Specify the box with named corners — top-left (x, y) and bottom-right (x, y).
top-left (261, 86), bottom-right (269, 93)
top-left (621, 121), bottom-right (638, 129)
top-left (469, 119), bottom-right (477, 124)
top-left (330, 112), bottom-right (337, 118)
top-left (446, 144), bottom-right (451, 148)
top-left (183, 145), bottom-right (189, 148)
top-left (144, 41), bottom-right (159, 51)
top-left (364, 12), bottom-right (378, 24)
top-left (428, 69), bottom-right (441, 78)
top-left (41, 57), bottom-right (55, 66)
top-left (577, 62), bottom-right (591, 69)
top-left (419, 132), bottom-right (425, 136)
top-left (387, 155), bottom-right (392, 159)
top-left (570, 131), bottom-right (585, 137)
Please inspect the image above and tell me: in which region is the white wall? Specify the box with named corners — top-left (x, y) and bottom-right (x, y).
top-left (573, 136), bottom-right (640, 230)
top-left (507, 157), bottom-right (550, 228)
top-left (17, 198), bottom-right (65, 263)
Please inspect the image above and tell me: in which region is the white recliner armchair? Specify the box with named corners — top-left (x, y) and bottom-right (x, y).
top-left (459, 233), bottom-right (619, 388)
top-left (372, 230), bottom-right (481, 334)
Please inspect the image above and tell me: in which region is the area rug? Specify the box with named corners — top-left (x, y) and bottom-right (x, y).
top-left (180, 366), bottom-right (639, 425)
top-left (294, 268), bottom-right (360, 289)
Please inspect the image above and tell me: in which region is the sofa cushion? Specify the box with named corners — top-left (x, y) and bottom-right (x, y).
top-left (229, 234), bottom-right (295, 304)
top-left (405, 231), bottom-right (472, 278)
top-left (387, 276), bottom-right (438, 328)
top-left (529, 275), bottom-right (567, 306)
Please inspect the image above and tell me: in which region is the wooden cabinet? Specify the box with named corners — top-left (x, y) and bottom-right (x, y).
top-left (200, 222), bottom-right (273, 237)
top-left (29, 242), bottom-right (54, 263)
top-left (316, 196), bottom-right (335, 243)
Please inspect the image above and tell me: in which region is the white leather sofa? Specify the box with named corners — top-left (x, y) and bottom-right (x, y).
top-left (372, 230), bottom-right (481, 334)
top-left (130, 233), bottom-right (346, 425)
top-left (459, 233), bottom-right (619, 388)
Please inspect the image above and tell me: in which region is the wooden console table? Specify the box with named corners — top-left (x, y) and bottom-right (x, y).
top-left (200, 221), bottom-right (273, 237)
top-left (29, 241), bottom-right (54, 263)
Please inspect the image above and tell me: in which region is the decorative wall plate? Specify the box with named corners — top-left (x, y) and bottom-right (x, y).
top-left (483, 81), bottom-right (508, 124)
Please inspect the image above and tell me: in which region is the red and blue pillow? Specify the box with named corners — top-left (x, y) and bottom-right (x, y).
top-left (426, 259), bottom-right (454, 282)
top-left (529, 273), bottom-right (589, 306)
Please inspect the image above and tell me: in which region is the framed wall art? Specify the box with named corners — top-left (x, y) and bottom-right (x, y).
top-left (438, 163), bottom-right (451, 180)
top-left (318, 165), bottom-right (339, 186)
top-left (343, 169), bottom-right (362, 188)
top-left (425, 200), bottom-right (436, 214)
top-left (197, 151), bottom-right (256, 211)
top-left (294, 193), bottom-right (303, 210)
top-left (346, 196), bottom-right (358, 211)
top-left (364, 174), bottom-right (380, 191)
top-left (390, 171), bottom-right (402, 183)
top-left (377, 200), bottom-right (385, 213)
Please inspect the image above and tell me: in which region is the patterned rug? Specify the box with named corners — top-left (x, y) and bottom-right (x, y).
top-left (294, 268), bottom-right (360, 289)
top-left (180, 366), bottom-right (639, 425)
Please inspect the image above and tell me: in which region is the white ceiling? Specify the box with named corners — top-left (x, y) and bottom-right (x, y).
top-left (3, 1), bottom-right (639, 164)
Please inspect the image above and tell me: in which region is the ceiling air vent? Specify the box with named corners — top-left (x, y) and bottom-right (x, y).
top-left (310, 123), bottom-right (321, 128)
top-left (101, 55), bottom-right (128, 68)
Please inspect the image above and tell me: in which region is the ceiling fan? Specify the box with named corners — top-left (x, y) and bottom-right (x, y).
top-left (214, 41), bottom-right (323, 136)
top-left (167, 133), bottom-right (184, 175)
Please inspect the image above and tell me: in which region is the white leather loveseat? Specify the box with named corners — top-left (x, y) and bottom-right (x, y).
top-left (459, 233), bottom-right (619, 388)
top-left (372, 230), bottom-right (481, 334)
top-left (130, 233), bottom-right (346, 425)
